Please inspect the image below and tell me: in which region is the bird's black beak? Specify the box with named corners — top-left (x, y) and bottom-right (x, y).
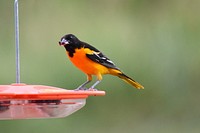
top-left (59, 38), bottom-right (69, 46)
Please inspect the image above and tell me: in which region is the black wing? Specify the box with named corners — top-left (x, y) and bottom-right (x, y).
top-left (82, 42), bottom-right (120, 70)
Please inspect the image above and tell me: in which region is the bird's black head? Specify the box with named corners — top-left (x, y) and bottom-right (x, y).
top-left (59, 34), bottom-right (80, 47)
top-left (59, 34), bottom-right (82, 57)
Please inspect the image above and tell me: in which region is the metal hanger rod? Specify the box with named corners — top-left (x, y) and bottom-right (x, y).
top-left (14, 0), bottom-right (20, 83)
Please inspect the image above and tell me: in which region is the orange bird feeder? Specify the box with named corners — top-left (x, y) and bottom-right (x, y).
top-left (0, 0), bottom-right (105, 120)
top-left (0, 84), bottom-right (105, 120)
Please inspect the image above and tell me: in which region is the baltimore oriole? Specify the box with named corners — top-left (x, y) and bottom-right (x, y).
top-left (59, 34), bottom-right (144, 90)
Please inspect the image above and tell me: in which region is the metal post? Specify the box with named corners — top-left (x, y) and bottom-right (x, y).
top-left (14, 0), bottom-right (20, 83)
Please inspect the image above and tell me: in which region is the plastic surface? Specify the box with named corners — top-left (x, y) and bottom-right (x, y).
top-left (0, 84), bottom-right (105, 120)
top-left (0, 99), bottom-right (85, 119)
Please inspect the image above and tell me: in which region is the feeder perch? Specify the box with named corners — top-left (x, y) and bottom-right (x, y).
top-left (0, 0), bottom-right (105, 120)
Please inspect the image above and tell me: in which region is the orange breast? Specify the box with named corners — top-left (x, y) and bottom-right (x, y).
top-left (67, 48), bottom-right (109, 75)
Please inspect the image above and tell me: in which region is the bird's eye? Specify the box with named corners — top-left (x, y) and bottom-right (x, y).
top-left (70, 36), bottom-right (74, 39)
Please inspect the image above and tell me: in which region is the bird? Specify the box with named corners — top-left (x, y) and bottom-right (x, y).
top-left (59, 34), bottom-right (144, 90)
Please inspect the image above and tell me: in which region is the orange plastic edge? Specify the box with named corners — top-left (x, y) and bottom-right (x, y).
top-left (0, 84), bottom-right (106, 100)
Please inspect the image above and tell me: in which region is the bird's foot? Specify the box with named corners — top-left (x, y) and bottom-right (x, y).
top-left (74, 87), bottom-right (88, 91)
top-left (86, 88), bottom-right (98, 91)
top-left (74, 87), bottom-right (98, 91)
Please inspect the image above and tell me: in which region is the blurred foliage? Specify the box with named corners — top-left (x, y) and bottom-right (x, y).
top-left (0, 0), bottom-right (200, 133)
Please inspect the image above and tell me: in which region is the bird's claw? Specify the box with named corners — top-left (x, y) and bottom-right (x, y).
top-left (86, 88), bottom-right (98, 91)
top-left (74, 87), bottom-right (98, 91)
top-left (74, 87), bottom-right (88, 91)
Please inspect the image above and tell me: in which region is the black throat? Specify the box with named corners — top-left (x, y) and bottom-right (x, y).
top-left (63, 41), bottom-right (83, 57)
top-left (64, 45), bottom-right (76, 57)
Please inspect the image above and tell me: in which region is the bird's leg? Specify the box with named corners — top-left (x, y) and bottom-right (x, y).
top-left (87, 73), bottom-right (102, 91)
top-left (75, 80), bottom-right (91, 90)
top-left (75, 74), bottom-right (92, 91)
top-left (88, 80), bottom-right (101, 91)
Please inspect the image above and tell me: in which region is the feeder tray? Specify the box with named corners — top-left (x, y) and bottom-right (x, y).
top-left (0, 84), bottom-right (105, 120)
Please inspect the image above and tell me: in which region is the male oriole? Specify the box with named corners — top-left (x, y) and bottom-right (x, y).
top-left (59, 34), bottom-right (144, 90)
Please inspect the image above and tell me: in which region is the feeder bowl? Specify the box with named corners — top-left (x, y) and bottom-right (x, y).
top-left (0, 83), bottom-right (105, 120)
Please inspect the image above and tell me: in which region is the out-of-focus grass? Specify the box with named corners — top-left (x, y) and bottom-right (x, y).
top-left (0, 0), bottom-right (200, 133)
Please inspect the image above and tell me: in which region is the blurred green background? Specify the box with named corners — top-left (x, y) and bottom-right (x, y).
top-left (0, 0), bottom-right (200, 133)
